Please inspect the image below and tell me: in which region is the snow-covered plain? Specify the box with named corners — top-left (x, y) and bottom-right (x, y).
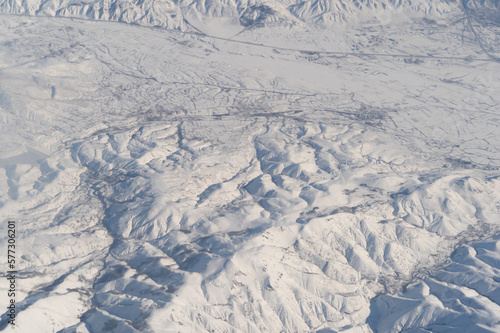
top-left (0, 0), bottom-right (499, 331)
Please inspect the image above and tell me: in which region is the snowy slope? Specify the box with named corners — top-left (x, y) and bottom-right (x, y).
top-left (0, 0), bottom-right (466, 33)
top-left (369, 234), bottom-right (500, 332)
top-left (0, 0), bottom-right (499, 332)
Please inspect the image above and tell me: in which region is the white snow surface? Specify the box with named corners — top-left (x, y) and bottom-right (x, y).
top-left (0, 0), bottom-right (476, 32)
top-left (0, 1), bottom-right (499, 332)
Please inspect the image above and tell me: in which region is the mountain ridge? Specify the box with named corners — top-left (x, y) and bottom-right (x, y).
top-left (0, 0), bottom-right (468, 32)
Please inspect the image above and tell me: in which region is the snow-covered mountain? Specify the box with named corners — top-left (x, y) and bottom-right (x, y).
top-left (0, 0), bottom-right (499, 332)
top-left (0, 0), bottom-right (472, 32)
